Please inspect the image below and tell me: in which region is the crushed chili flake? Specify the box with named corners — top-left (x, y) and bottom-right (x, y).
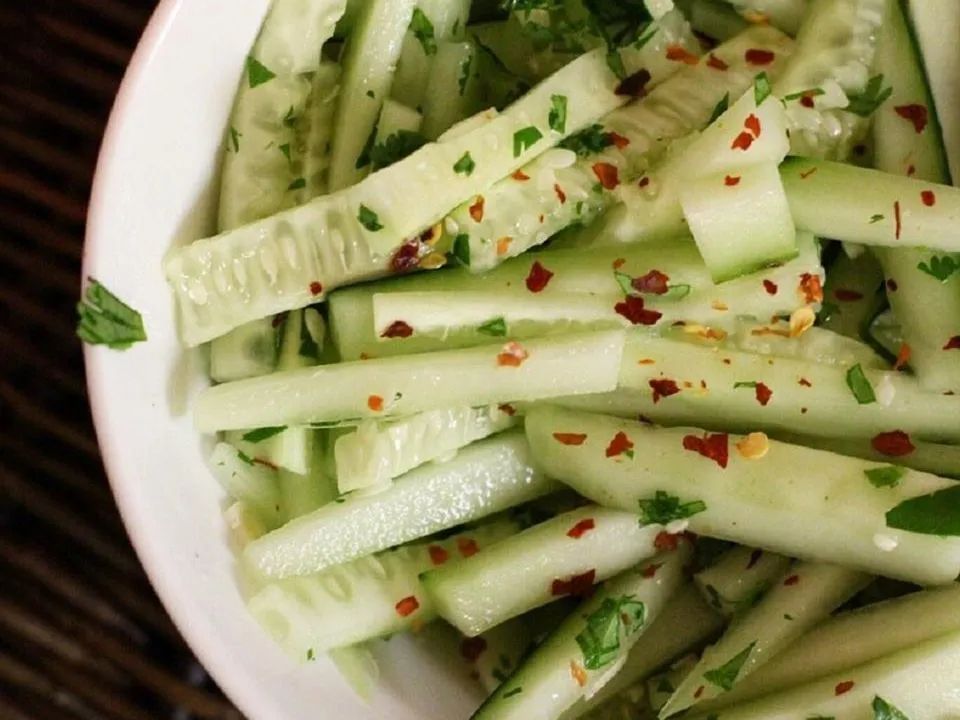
top-left (799, 273), bottom-right (824, 304)
top-left (743, 9), bottom-right (769, 23)
top-left (736, 432), bottom-right (769, 460)
top-left (706, 53), bottom-right (728, 70)
top-left (944, 336), bottom-right (960, 350)
top-left (612, 257), bottom-right (627, 270)
top-left (638, 358), bottom-right (656, 365)
top-left (894, 343), bottom-right (911, 370)
top-left (666, 44), bottom-right (698, 65)
top-left (525, 260), bottom-right (554, 293)
top-left (609, 132), bottom-right (630, 149)
top-left (309, 281), bottom-right (324, 296)
top-left (921, 190), bottom-right (936, 206)
top-left (744, 113), bottom-right (761, 138)
top-left (498, 403), bottom-right (517, 416)
top-left (887, 278), bottom-right (898, 292)
top-left (253, 457), bottom-right (279, 471)
top-left (694, 686), bottom-right (705, 700)
top-left (633, 269), bottom-right (670, 295)
top-left (800, 95), bottom-right (815, 108)
top-left (497, 341), bottom-right (529, 367)
top-left (469, 195), bottom-right (485, 222)
top-left (655, 531), bottom-right (680, 551)
top-left (790, 307), bottom-right (816, 338)
top-left (745, 48), bottom-right (775, 65)
top-left (551, 569), bottom-right (596, 598)
top-left (763, 279), bottom-right (778, 295)
top-left (641, 563), bottom-right (662, 578)
top-left (592, 162), bottom-right (620, 190)
top-left (894, 200), bottom-right (902, 240)
top-left (907, 164), bottom-right (916, 176)
top-left (872, 430), bottom-right (915, 457)
top-left (457, 537), bottom-right (479, 558)
top-left (420, 223), bottom-right (443, 246)
top-left (799, 377), bottom-right (812, 387)
top-left (746, 549), bottom-right (763, 569)
top-left (834, 288), bottom-right (864, 302)
top-left (395, 596), bottom-right (420, 617)
top-left (649, 378), bottom-right (681, 404)
top-left (570, 661), bottom-right (588, 687)
top-left (428, 545), bottom-right (449, 566)
top-left (606, 431), bottom-right (635, 458)
top-left (894, 104), bottom-right (928, 133)
top-left (512, 169), bottom-right (530, 181)
top-left (835, 681), bottom-right (855, 696)
top-left (725, 174), bottom-right (741, 186)
top-left (367, 395), bottom-right (384, 412)
top-left (711, 300), bottom-right (729, 311)
top-left (731, 131), bottom-right (754, 151)
top-left (554, 183), bottom-right (567, 204)
top-left (615, 296), bottom-right (662, 326)
top-left (497, 237), bottom-right (513, 256)
top-left (567, 518), bottom-right (596, 539)
top-left (381, 320), bottom-right (414, 338)
top-left (683, 432), bottom-right (729, 468)
top-left (754, 382), bottom-right (773, 406)
top-left (723, 358), bottom-right (732, 365)
top-left (638, 176), bottom-right (650, 188)
top-left (391, 239), bottom-right (422, 273)
top-left (553, 432), bottom-right (588, 446)
top-left (783, 574), bottom-right (800, 586)
top-left (615, 68), bottom-right (652, 97)
top-left (799, 167), bottom-right (818, 179)
top-left (460, 637), bottom-right (487, 662)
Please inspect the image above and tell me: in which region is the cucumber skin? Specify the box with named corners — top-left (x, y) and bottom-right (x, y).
top-left (693, 546), bottom-right (791, 619)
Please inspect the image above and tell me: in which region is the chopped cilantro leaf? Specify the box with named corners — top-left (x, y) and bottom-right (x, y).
top-left (282, 106), bottom-right (297, 129)
top-left (656, 676), bottom-right (674, 693)
top-left (228, 126), bottom-right (241, 153)
top-left (410, 8), bottom-right (437, 56)
top-left (370, 130), bottom-right (426, 171)
top-left (708, 93), bottom-right (730, 125)
top-left (869, 214), bottom-right (885, 224)
top-left (502, 687), bottom-right (523, 699)
top-left (358, 205), bottom-right (384, 232)
top-left (454, 152), bottom-right (476, 176)
top-left (873, 696), bottom-right (910, 720)
top-left (549, 94), bottom-right (568, 133)
top-left (703, 641), bottom-right (756, 691)
top-left (306, 648), bottom-right (315, 661)
top-left (637, 490), bottom-right (707, 525)
top-left (605, 47), bottom-right (627, 79)
top-left (237, 450), bottom-right (255, 466)
top-left (478, 317), bottom-right (507, 337)
top-left (355, 123), bottom-right (379, 170)
top-left (783, 87), bottom-right (826, 102)
top-left (279, 143), bottom-right (292, 163)
top-left (76, 278), bottom-right (147, 350)
top-left (513, 126), bottom-right (544, 157)
top-left (452, 233), bottom-right (471, 267)
top-left (754, 72), bottom-right (772, 106)
top-left (845, 363), bottom-right (876, 404)
top-left (287, 177), bottom-right (306, 191)
top-left (246, 56), bottom-right (276, 88)
top-left (242, 426), bottom-right (287, 443)
top-left (734, 381), bottom-right (759, 389)
top-left (846, 74), bottom-right (893, 117)
top-left (560, 124), bottom-right (614, 157)
top-left (614, 271), bottom-right (634, 295)
top-left (917, 254), bottom-right (960, 283)
top-left (576, 595), bottom-right (646, 670)
top-left (865, 465), bottom-right (905, 489)
top-left (886, 484), bottom-right (960, 536)
top-left (366, 89), bottom-right (375, 99)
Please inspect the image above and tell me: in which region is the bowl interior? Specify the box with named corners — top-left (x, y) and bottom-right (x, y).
top-left (84, 1), bottom-right (483, 717)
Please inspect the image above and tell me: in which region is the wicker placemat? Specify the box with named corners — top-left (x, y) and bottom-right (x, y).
top-left (0, 2), bottom-right (241, 717)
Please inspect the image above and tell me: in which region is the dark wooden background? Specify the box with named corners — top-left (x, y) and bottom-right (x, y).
top-left (0, 1), bottom-right (242, 717)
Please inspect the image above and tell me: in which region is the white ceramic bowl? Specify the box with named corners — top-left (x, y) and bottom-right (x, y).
top-left (83, 2), bottom-right (483, 717)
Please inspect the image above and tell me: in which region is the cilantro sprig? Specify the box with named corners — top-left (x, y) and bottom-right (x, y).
top-left (410, 8), bottom-right (437, 56)
top-left (370, 130), bottom-right (427, 171)
top-left (575, 595), bottom-right (646, 670)
top-left (873, 696), bottom-right (910, 720)
top-left (845, 364), bottom-right (876, 404)
top-left (917, 254), bottom-right (960, 283)
top-left (76, 279), bottom-right (147, 350)
top-left (560, 124), bottom-right (615, 157)
top-left (703, 642), bottom-right (757, 691)
top-left (846, 74), bottom-right (893, 117)
top-left (638, 491), bottom-right (707, 525)
top-left (886, 484), bottom-right (960, 535)
top-left (246, 56), bottom-right (276, 88)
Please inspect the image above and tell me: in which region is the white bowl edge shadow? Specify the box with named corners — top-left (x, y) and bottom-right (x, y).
top-left (81, 1), bottom-right (483, 718)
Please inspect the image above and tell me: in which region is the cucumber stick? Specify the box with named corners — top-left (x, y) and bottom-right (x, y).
top-left (334, 404), bottom-right (518, 493)
top-left (208, 316), bottom-right (280, 382)
top-left (421, 40), bottom-right (482, 140)
top-left (209, 442), bottom-right (282, 529)
top-left (690, 630), bottom-right (960, 720)
top-left (244, 432), bottom-right (557, 578)
top-left (423, 506), bottom-right (666, 637)
top-left (300, 61), bottom-right (342, 198)
top-left (255, 0), bottom-right (347, 75)
top-left (168, 29), bottom-right (688, 346)
top-left (473, 618), bottom-right (535, 694)
top-left (725, 0), bottom-right (808, 35)
top-left (818, 249), bottom-right (886, 342)
top-left (453, 25), bottom-right (793, 272)
top-left (646, 655), bottom-right (698, 714)
top-left (375, 99), bottom-right (423, 147)
top-left (872, 0), bottom-right (960, 393)
top-left (524, 406), bottom-right (960, 585)
top-left (248, 519), bottom-right (518, 657)
top-left (780, 432), bottom-right (960, 479)
top-left (224, 500), bottom-right (268, 550)
top-left (225, 425), bottom-right (315, 475)
top-left (473, 546), bottom-right (690, 720)
top-left (693, 546), bottom-right (791, 619)
top-left (868, 308), bottom-right (903, 359)
top-left (558, 332), bottom-right (960, 443)
top-left (687, 0), bottom-right (749, 41)
top-left (661, 562), bottom-right (870, 716)
top-left (327, 0), bottom-right (417, 191)
top-left (701, 583), bottom-right (960, 711)
top-left (729, 321), bottom-right (884, 369)
top-left (196, 330), bottom-right (623, 432)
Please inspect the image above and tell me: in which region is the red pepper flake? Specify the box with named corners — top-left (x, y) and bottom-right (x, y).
top-left (638, 358), bottom-right (656, 365)
top-left (724, 174), bottom-right (741, 186)
top-left (887, 278), bottom-right (898, 292)
top-left (367, 395), bottom-right (384, 412)
top-left (609, 132), bottom-right (630, 150)
top-left (381, 320), bottom-right (414, 338)
top-left (694, 686), bottom-right (705, 700)
top-left (834, 288), bottom-right (864, 302)
top-left (567, 518), bottom-right (596, 539)
top-left (638, 176), bottom-right (650, 189)
top-left (612, 257), bottom-right (627, 270)
top-left (457, 537), bottom-right (479, 558)
top-left (496, 237), bottom-right (512, 256)
top-left (754, 382), bottom-right (773, 406)
top-left (894, 200), bottom-right (902, 240)
top-left (731, 131), bottom-right (754, 151)
top-left (895, 104), bottom-right (928, 134)
top-left (894, 343), bottom-right (912, 370)
top-left (655, 531), bottom-right (680, 551)
top-left (525, 260), bottom-right (554, 293)
top-left (706, 53), bottom-right (728, 70)
top-left (428, 545), bottom-right (449, 566)
top-left (872, 431), bottom-right (915, 457)
top-left (633, 269), bottom-right (670, 295)
top-left (615, 68), bottom-right (652, 97)
top-left (798, 377), bottom-right (812, 387)
top-left (592, 162), bottom-right (620, 190)
top-left (606, 431), bottom-right (635, 459)
top-left (745, 48), bottom-right (775, 65)
top-left (682, 432), bottom-right (730, 468)
top-left (746, 549), bottom-right (763, 569)
top-left (512, 169), bottom-right (530, 181)
top-left (666, 44), bottom-right (698, 65)
top-left (649, 378), bottom-right (681, 404)
top-left (944, 336), bottom-right (960, 350)
top-left (570, 661), bottom-right (588, 687)
top-left (922, 190), bottom-right (937, 207)
top-left (835, 681), bottom-right (855, 696)
top-left (554, 183), bottom-right (567, 204)
top-left (907, 164), bottom-right (916, 176)
top-left (799, 273), bottom-right (824, 304)
top-left (553, 432), bottom-right (588, 446)
top-left (800, 95), bottom-right (815, 109)
top-left (460, 637), bottom-right (487, 662)
top-left (551, 569), bottom-right (596, 598)
top-left (744, 113), bottom-right (762, 138)
top-left (799, 166), bottom-right (818, 179)
top-left (784, 574), bottom-right (800, 586)
top-left (497, 341), bottom-right (528, 367)
top-left (498, 403), bottom-right (517, 416)
top-left (639, 562), bottom-right (661, 578)
top-left (390, 239), bottom-right (422, 273)
top-left (253, 457), bottom-right (279, 471)
top-left (763, 279), bottom-right (778, 295)
top-left (614, 296), bottom-right (662, 326)
top-left (469, 195), bottom-right (485, 222)
top-left (309, 281), bottom-right (324, 296)
top-left (395, 596), bottom-right (420, 617)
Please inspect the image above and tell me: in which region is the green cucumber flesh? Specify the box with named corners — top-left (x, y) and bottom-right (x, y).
top-left (254, 0), bottom-right (347, 75)
top-left (421, 40), bottom-right (483, 140)
top-left (209, 442), bottom-right (282, 529)
top-left (225, 425), bottom-right (316, 476)
top-left (299, 61), bottom-right (342, 199)
top-left (693, 546), bottom-right (792, 619)
top-left (208, 316), bottom-right (280, 383)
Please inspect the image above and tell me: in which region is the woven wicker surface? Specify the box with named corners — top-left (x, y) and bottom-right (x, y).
top-left (0, 2), bottom-right (242, 717)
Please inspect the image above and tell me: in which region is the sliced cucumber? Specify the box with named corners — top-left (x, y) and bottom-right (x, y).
top-left (248, 519), bottom-right (518, 657)
top-left (244, 432), bottom-right (557, 578)
top-left (225, 425), bottom-right (315, 475)
top-left (818, 249), bottom-right (886, 342)
top-left (334, 404), bottom-right (518, 493)
top-left (196, 330), bottom-right (623, 432)
top-left (208, 316), bottom-right (280, 383)
top-left (421, 40), bottom-right (483, 140)
top-left (375, 99), bottom-right (423, 148)
top-left (661, 562), bottom-right (870, 716)
top-left (700, 583), bottom-right (960, 712)
top-left (327, 0), bottom-right (417, 191)
top-left (687, 0), bottom-right (749, 41)
top-left (299, 61), bottom-right (342, 199)
top-left (691, 630), bottom-right (960, 720)
top-left (209, 442), bottom-right (282, 529)
top-left (693, 546), bottom-right (792, 619)
top-left (524, 406), bottom-right (960, 585)
top-left (725, 0), bottom-right (808, 35)
top-left (474, 546), bottom-right (690, 720)
top-left (224, 500), bottom-right (269, 551)
top-left (730, 321), bottom-right (885, 369)
top-left (473, 618), bottom-right (535, 694)
top-left (255, 0), bottom-right (347, 75)
top-left (646, 655), bottom-right (698, 714)
top-left (423, 506), bottom-right (665, 637)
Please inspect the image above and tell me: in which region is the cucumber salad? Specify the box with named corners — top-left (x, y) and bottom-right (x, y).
top-left (90, 0), bottom-right (960, 717)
